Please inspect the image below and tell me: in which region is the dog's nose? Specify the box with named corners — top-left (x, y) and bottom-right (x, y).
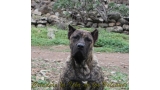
top-left (77, 43), bottom-right (84, 49)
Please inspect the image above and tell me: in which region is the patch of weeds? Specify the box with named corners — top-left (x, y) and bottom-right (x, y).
top-left (31, 75), bottom-right (54, 90)
top-left (51, 67), bottom-right (57, 72)
top-left (109, 72), bottom-right (128, 83)
top-left (101, 66), bottom-right (129, 90)
top-left (107, 72), bottom-right (129, 90)
top-left (108, 2), bottom-right (129, 17)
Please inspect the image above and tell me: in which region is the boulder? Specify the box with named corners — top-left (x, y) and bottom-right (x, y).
top-left (123, 17), bottom-right (129, 22)
top-left (32, 14), bottom-right (42, 21)
top-left (37, 24), bottom-right (45, 27)
top-left (116, 22), bottom-right (121, 26)
top-left (31, 18), bottom-right (37, 24)
top-left (32, 9), bottom-right (41, 15)
top-left (39, 5), bottom-right (51, 15)
top-left (112, 26), bottom-right (123, 33)
top-left (98, 18), bottom-right (104, 22)
top-left (108, 23), bottom-right (115, 27)
top-left (87, 18), bottom-right (92, 22)
top-left (31, 1), bottom-right (39, 9)
top-left (107, 12), bottom-right (121, 21)
top-left (118, 18), bottom-right (129, 25)
top-left (92, 23), bottom-right (98, 28)
top-left (106, 26), bottom-right (123, 33)
top-left (47, 15), bottom-right (59, 24)
top-left (86, 22), bottom-right (93, 27)
top-left (40, 17), bottom-right (47, 21)
top-left (35, 0), bottom-right (40, 3)
top-left (108, 19), bottom-right (116, 23)
top-left (45, 13), bottom-right (51, 18)
top-left (37, 20), bottom-right (47, 24)
top-left (123, 31), bottom-right (129, 35)
top-left (98, 23), bottom-right (108, 28)
top-left (91, 18), bottom-right (103, 23)
top-left (47, 28), bottom-right (55, 39)
top-left (123, 24), bottom-right (129, 31)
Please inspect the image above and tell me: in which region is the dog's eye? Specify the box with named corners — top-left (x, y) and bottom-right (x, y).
top-left (73, 36), bottom-right (79, 39)
top-left (85, 37), bottom-right (91, 42)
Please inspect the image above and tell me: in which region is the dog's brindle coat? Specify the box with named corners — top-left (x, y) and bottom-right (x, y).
top-left (55, 25), bottom-right (104, 90)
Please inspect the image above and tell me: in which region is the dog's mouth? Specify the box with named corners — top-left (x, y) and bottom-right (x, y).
top-left (73, 51), bottom-right (85, 65)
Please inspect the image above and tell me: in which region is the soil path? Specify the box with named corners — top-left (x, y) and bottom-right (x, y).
top-left (31, 45), bottom-right (129, 74)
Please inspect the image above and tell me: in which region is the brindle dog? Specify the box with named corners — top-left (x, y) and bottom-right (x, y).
top-left (55, 25), bottom-right (104, 90)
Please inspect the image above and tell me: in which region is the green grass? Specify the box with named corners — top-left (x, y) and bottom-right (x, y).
top-left (31, 26), bottom-right (129, 53)
top-left (31, 26), bottom-right (69, 46)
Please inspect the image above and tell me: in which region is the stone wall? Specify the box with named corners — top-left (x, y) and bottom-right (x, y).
top-left (31, 0), bottom-right (129, 34)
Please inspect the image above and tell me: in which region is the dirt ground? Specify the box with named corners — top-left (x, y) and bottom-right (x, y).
top-left (32, 45), bottom-right (129, 71)
top-left (31, 45), bottom-right (129, 90)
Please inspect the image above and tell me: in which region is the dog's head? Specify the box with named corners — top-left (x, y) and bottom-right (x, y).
top-left (68, 25), bottom-right (98, 65)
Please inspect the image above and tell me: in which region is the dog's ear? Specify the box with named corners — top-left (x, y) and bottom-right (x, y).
top-left (68, 25), bottom-right (76, 39)
top-left (91, 29), bottom-right (98, 43)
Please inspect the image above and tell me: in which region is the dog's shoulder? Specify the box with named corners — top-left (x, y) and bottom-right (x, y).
top-left (60, 56), bottom-right (75, 78)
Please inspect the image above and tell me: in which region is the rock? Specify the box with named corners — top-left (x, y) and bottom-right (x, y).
top-left (105, 4), bottom-right (108, 8)
top-left (37, 20), bottom-right (47, 24)
top-left (123, 24), bottom-right (129, 31)
top-left (98, 18), bottom-right (104, 22)
top-left (47, 28), bottom-right (55, 39)
top-left (90, 11), bottom-right (97, 15)
top-left (32, 14), bottom-right (42, 21)
top-left (31, 1), bottom-right (39, 9)
top-left (37, 24), bottom-right (45, 27)
top-left (71, 21), bottom-right (77, 26)
top-left (98, 23), bottom-right (108, 28)
top-left (106, 26), bottom-right (123, 33)
top-left (92, 23), bottom-right (98, 28)
top-left (118, 18), bottom-right (129, 25)
top-left (87, 18), bottom-right (92, 21)
top-left (77, 22), bottom-right (84, 26)
top-left (31, 18), bottom-right (36, 23)
top-left (45, 13), bottom-right (50, 18)
top-left (106, 27), bottom-right (114, 32)
top-left (40, 17), bottom-right (47, 21)
top-left (108, 19), bottom-right (116, 23)
top-left (86, 22), bottom-right (93, 27)
top-left (91, 18), bottom-right (103, 23)
top-left (31, 18), bottom-right (36, 24)
top-left (123, 17), bottom-right (129, 22)
top-left (116, 22), bottom-right (121, 26)
top-left (35, 0), bottom-right (40, 3)
top-left (111, 71), bottom-right (116, 74)
top-left (31, 9), bottom-right (34, 14)
top-left (107, 12), bottom-right (121, 21)
top-left (40, 0), bottom-right (50, 7)
top-left (47, 15), bottom-right (59, 24)
top-left (55, 12), bottom-right (60, 17)
top-left (112, 26), bottom-right (123, 33)
top-left (48, 1), bottom-right (55, 9)
top-left (123, 31), bottom-right (129, 35)
top-left (39, 5), bottom-right (51, 15)
top-left (32, 9), bottom-right (41, 15)
top-left (108, 23), bottom-right (115, 26)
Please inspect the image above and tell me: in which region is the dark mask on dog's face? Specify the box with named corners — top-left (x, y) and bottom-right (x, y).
top-left (68, 25), bottom-right (98, 65)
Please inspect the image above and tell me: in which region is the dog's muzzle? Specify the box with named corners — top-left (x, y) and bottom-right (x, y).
top-left (77, 43), bottom-right (85, 49)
